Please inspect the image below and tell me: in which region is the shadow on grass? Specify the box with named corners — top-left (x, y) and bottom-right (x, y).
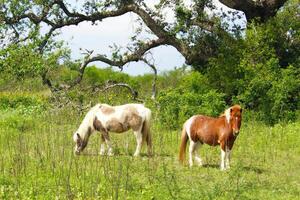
top-left (241, 166), bottom-right (265, 174)
top-left (200, 164), bottom-right (265, 174)
top-left (202, 164), bottom-right (220, 169)
top-left (78, 152), bottom-right (156, 158)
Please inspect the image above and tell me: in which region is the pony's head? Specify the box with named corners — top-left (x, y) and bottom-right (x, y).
top-left (225, 105), bottom-right (243, 136)
top-left (73, 132), bottom-right (88, 155)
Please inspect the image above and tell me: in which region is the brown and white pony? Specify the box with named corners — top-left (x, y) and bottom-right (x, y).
top-left (73, 103), bottom-right (152, 156)
top-left (179, 105), bottom-right (242, 170)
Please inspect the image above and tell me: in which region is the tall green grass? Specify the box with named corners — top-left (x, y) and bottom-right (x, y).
top-left (0, 107), bottom-right (299, 199)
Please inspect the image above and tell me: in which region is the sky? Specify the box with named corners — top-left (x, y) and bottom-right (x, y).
top-left (55, 0), bottom-right (245, 76)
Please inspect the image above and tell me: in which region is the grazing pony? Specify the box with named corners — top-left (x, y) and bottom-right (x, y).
top-left (179, 105), bottom-right (242, 170)
top-left (73, 103), bottom-right (152, 156)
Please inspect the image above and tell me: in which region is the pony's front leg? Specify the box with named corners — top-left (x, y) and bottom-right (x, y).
top-left (220, 149), bottom-right (226, 170)
top-left (220, 143), bottom-right (227, 170)
top-left (225, 147), bottom-right (231, 169)
top-left (102, 131), bottom-right (113, 156)
top-left (99, 134), bottom-right (106, 155)
top-left (133, 131), bottom-right (143, 156)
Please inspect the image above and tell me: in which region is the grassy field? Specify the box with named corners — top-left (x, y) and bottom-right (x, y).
top-left (0, 107), bottom-right (299, 200)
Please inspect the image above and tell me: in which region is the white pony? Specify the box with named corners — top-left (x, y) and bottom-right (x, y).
top-left (73, 103), bottom-right (152, 156)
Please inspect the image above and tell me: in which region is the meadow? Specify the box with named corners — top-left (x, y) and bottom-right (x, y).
top-left (1, 0), bottom-right (299, 199)
top-left (0, 105), bottom-right (299, 200)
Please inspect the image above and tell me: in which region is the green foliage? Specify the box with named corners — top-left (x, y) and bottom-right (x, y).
top-left (206, 36), bottom-right (244, 102)
top-left (174, 5), bottom-right (192, 32)
top-left (158, 71), bottom-right (226, 129)
top-left (0, 43), bottom-right (44, 78)
top-left (0, 41), bottom-right (70, 79)
top-left (0, 92), bottom-right (48, 115)
top-left (0, 1), bottom-right (298, 127)
top-left (0, 112), bottom-right (36, 132)
top-left (83, 66), bottom-right (136, 87)
top-left (59, 66), bottom-right (142, 105)
top-left (236, 12), bottom-right (300, 124)
top-left (0, 74), bottom-right (48, 92)
top-left (205, 0), bottom-right (300, 124)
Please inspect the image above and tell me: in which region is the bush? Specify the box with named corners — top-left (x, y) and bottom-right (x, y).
top-left (0, 92), bottom-right (48, 115)
top-left (157, 72), bottom-right (226, 130)
top-left (158, 89), bottom-right (226, 129)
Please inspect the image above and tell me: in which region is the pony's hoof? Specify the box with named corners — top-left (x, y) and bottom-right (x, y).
top-left (107, 152), bottom-right (114, 156)
top-left (133, 153), bottom-right (140, 157)
top-left (195, 159), bottom-right (203, 166)
top-left (220, 167), bottom-right (229, 171)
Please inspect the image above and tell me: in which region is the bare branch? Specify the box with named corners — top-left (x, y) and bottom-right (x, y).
top-left (190, 18), bottom-right (219, 32)
top-left (102, 83), bottom-right (141, 101)
top-left (88, 80), bottom-right (143, 102)
top-left (141, 58), bottom-right (158, 99)
top-left (66, 38), bottom-right (166, 89)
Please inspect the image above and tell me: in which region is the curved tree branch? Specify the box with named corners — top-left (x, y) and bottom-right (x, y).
top-left (1, 0), bottom-right (212, 64)
top-left (0, 0), bottom-right (231, 95)
top-left (1, 0), bottom-right (288, 97)
top-left (219, 0), bottom-right (288, 22)
top-left (67, 38), bottom-right (166, 89)
top-left (101, 82), bottom-right (142, 102)
top-left (88, 80), bottom-right (143, 102)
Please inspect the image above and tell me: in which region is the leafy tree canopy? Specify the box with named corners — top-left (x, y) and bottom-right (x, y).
top-left (0, 1), bottom-right (290, 88)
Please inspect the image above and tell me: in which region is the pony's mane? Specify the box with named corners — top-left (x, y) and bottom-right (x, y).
top-left (219, 105), bottom-right (241, 124)
top-left (73, 104), bottom-right (100, 141)
top-left (219, 108), bottom-right (231, 124)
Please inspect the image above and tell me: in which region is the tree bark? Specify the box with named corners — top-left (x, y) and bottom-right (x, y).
top-left (219, 0), bottom-right (288, 22)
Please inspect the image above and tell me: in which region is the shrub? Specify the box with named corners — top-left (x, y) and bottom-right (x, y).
top-left (158, 87), bottom-right (225, 129)
top-left (157, 71), bottom-right (227, 129)
top-left (0, 92), bottom-right (48, 115)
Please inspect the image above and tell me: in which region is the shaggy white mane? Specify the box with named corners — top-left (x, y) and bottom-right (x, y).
top-left (224, 107), bottom-right (231, 124)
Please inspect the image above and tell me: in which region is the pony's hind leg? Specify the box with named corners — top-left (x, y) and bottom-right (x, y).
top-left (133, 130), bottom-right (143, 157)
top-left (189, 141), bottom-right (197, 167)
top-left (146, 132), bottom-right (152, 156)
top-left (194, 142), bottom-right (203, 166)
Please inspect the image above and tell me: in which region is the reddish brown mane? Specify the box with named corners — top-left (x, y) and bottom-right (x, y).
top-left (179, 105), bottom-right (243, 170)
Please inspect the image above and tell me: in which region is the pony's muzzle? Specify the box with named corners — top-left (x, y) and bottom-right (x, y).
top-left (233, 130), bottom-right (240, 136)
top-left (74, 148), bottom-right (81, 155)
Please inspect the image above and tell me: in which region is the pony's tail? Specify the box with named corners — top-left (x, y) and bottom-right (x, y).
top-left (179, 124), bottom-right (188, 164)
top-left (142, 108), bottom-right (152, 156)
